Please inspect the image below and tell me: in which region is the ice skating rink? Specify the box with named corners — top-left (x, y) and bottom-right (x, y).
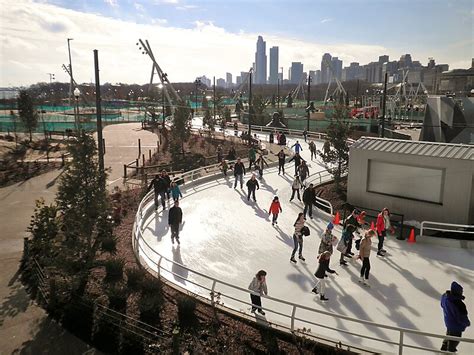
top-left (137, 135), bottom-right (474, 354)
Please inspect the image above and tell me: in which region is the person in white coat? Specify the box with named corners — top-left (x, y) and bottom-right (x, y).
top-left (248, 270), bottom-right (268, 315)
top-left (289, 175), bottom-right (302, 201)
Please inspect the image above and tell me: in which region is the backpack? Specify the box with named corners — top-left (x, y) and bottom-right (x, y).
top-left (355, 238), bottom-right (361, 251)
top-left (300, 226), bottom-right (310, 236)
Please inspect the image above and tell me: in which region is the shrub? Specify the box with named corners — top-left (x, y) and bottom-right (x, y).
top-left (93, 316), bottom-right (120, 353)
top-left (141, 277), bottom-right (162, 296)
top-left (139, 280), bottom-right (164, 325)
top-left (177, 295), bottom-right (198, 329)
top-left (106, 286), bottom-right (128, 313)
top-left (104, 258), bottom-right (124, 283)
top-left (126, 268), bottom-right (144, 292)
top-left (120, 329), bottom-right (145, 355)
top-left (101, 237), bottom-right (117, 253)
top-left (62, 297), bottom-right (94, 341)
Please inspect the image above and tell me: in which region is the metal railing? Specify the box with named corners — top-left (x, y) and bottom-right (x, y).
top-left (132, 162), bottom-right (474, 355)
top-left (420, 221), bottom-right (474, 239)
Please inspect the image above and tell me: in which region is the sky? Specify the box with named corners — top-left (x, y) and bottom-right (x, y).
top-left (0, 0), bottom-right (472, 87)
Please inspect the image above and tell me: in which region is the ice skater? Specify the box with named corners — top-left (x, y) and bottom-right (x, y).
top-left (291, 140), bottom-right (303, 154)
top-left (289, 175), bottom-right (302, 201)
top-left (254, 154), bottom-right (269, 179)
top-left (248, 270), bottom-right (268, 315)
top-left (339, 209), bottom-right (360, 266)
top-left (311, 251), bottom-right (337, 301)
top-left (168, 200), bottom-right (183, 245)
top-left (170, 181), bottom-right (183, 201)
top-left (148, 172), bottom-right (168, 210)
top-left (246, 174), bottom-right (260, 202)
top-left (298, 160), bottom-right (310, 188)
top-left (162, 170), bottom-right (172, 200)
top-left (319, 222), bottom-right (336, 254)
top-left (276, 149), bottom-right (286, 175)
top-left (376, 207), bottom-right (392, 256)
top-left (288, 152), bottom-right (304, 176)
top-left (219, 158), bottom-right (228, 176)
top-left (290, 212), bottom-right (307, 263)
top-left (302, 183), bottom-right (316, 219)
top-left (233, 158), bottom-right (246, 189)
top-left (440, 281), bottom-right (470, 352)
top-left (358, 230), bottom-right (375, 286)
top-left (268, 196), bottom-right (282, 226)
top-left (308, 141), bottom-right (317, 160)
top-left (248, 146), bottom-right (256, 169)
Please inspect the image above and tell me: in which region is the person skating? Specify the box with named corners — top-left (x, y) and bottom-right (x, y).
top-left (318, 222), bottom-right (336, 255)
top-left (254, 154), bottom-right (269, 179)
top-left (303, 129), bottom-right (308, 142)
top-left (376, 207), bottom-right (392, 256)
top-left (440, 281), bottom-right (471, 352)
top-left (290, 212), bottom-right (307, 263)
top-left (291, 140), bottom-right (303, 154)
top-left (168, 200), bottom-right (183, 244)
top-left (288, 152), bottom-right (304, 176)
top-left (276, 149), bottom-right (286, 175)
top-left (219, 158), bottom-right (229, 176)
top-left (268, 196), bottom-right (282, 226)
top-left (358, 230), bottom-right (375, 286)
top-left (298, 160), bottom-right (310, 188)
top-left (248, 146), bottom-right (256, 169)
top-left (148, 173), bottom-right (168, 210)
top-left (248, 270), bottom-right (268, 315)
top-left (162, 170), bottom-right (172, 200)
top-left (290, 175), bottom-right (302, 201)
top-left (339, 209), bottom-right (360, 266)
top-left (311, 251), bottom-right (337, 301)
top-left (302, 183), bottom-right (316, 219)
top-left (246, 174), bottom-right (260, 202)
top-left (233, 158), bottom-right (246, 189)
top-left (309, 141), bottom-right (317, 160)
top-left (227, 145), bottom-right (236, 161)
top-left (170, 181), bottom-right (183, 201)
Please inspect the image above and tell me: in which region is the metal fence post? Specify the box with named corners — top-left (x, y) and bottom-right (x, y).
top-left (290, 305), bottom-right (297, 332)
top-left (210, 280), bottom-right (217, 307)
top-left (123, 164), bottom-right (127, 179)
top-left (138, 138), bottom-right (141, 156)
top-left (157, 256), bottom-right (163, 279)
top-left (398, 330), bottom-right (404, 355)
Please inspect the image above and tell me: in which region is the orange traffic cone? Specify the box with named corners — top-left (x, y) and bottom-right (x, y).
top-left (333, 212), bottom-right (340, 225)
top-left (408, 228), bottom-right (416, 243)
top-left (370, 221), bottom-right (375, 230)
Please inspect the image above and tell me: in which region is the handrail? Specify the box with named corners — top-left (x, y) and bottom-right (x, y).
top-left (420, 221), bottom-right (474, 237)
top-left (132, 159), bottom-right (474, 354)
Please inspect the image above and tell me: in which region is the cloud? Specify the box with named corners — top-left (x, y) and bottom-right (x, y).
top-left (134, 2), bottom-right (144, 11)
top-left (151, 18), bottom-right (168, 25)
top-left (320, 18), bottom-right (332, 24)
top-left (104, 0), bottom-right (118, 7)
top-left (176, 5), bottom-right (198, 10)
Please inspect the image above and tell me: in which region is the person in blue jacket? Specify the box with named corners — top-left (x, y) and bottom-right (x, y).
top-left (440, 281), bottom-right (470, 352)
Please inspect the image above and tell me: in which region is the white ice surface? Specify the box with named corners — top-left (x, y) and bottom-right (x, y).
top-left (138, 128), bottom-right (474, 354)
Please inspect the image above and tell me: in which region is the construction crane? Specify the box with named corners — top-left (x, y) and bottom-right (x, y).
top-left (232, 67), bottom-right (253, 101)
top-left (322, 58), bottom-right (346, 104)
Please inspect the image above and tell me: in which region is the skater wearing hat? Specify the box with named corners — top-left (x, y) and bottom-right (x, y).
top-left (311, 251), bottom-right (337, 301)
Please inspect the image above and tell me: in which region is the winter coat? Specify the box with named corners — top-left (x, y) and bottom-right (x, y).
top-left (292, 178), bottom-right (302, 190)
top-left (248, 277), bottom-right (268, 296)
top-left (246, 179), bottom-right (260, 191)
top-left (359, 236), bottom-right (372, 258)
top-left (233, 162), bottom-right (246, 176)
top-left (318, 230), bottom-right (334, 254)
top-left (255, 157), bottom-right (268, 170)
top-left (148, 177), bottom-right (168, 194)
top-left (248, 148), bottom-right (256, 161)
top-left (162, 175), bottom-right (171, 190)
top-left (314, 258), bottom-right (335, 279)
top-left (294, 218), bottom-right (305, 238)
top-left (288, 154), bottom-right (303, 166)
top-left (168, 206), bottom-right (182, 226)
top-left (302, 187), bottom-right (315, 204)
top-left (344, 215), bottom-right (360, 235)
top-left (376, 213), bottom-right (385, 234)
top-left (292, 143), bottom-right (303, 153)
top-left (441, 288), bottom-right (471, 332)
top-left (277, 151), bottom-right (286, 162)
top-left (269, 201), bottom-right (282, 215)
top-left (171, 185), bottom-right (182, 200)
top-left (298, 164), bottom-right (310, 179)
top-left (279, 134), bottom-right (287, 145)
top-left (220, 161), bottom-right (228, 170)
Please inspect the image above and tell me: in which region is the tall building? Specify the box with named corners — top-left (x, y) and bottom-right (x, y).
top-left (309, 70), bottom-right (316, 83)
top-left (378, 55), bottom-right (389, 64)
top-left (226, 72), bottom-right (232, 87)
top-left (255, 36), bottom-right (267, 84)
top-left (315, 70), bottom-right (321, 84)
top-left (269, 46), bottom-right (279, 84)
top-left (240, 71), bottom-right (249, 84)
top-left (331, 57), bottom-right (343, 81)
top-left (321, 53), bottom-right (332, 83)
top-left (197, 75), bottom-right (211, 87)
top-left (236, 76), bottom-right (242, 85)
top-left (216, 78), bottom-right (226, 87)
top-left (399, 54), bottom-right (413, 68)
top-left (290, 62), bottom-right (304, 84)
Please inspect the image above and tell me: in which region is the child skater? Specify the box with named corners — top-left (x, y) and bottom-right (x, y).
top-left (268, 196), bottom-right (282, 226)
top-left (311, 251), bottom-right (337, 301)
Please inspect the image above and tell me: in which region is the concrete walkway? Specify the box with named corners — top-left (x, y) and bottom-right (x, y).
top-left (0, 123), bottom-right (157, 354)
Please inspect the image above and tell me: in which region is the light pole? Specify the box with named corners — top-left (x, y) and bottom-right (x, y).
top-left (67, 38), bottom-right (74, 106)
top-left (47, 73), bottom-right (55, 84)
top-left (94, 49), bottom-right (105, 178)
top-left (248, 72), bottom-right (252, 136)
top-left (193, 78), bottom-right (201, 117)
top-left (74, 87), bottom-right (80, 132)
top-left (306, 75), bottom-right (311, 131)
top-left (381, 72), bottom-right (388, 138)
top-left (277, 78), bottom-right (280, 109)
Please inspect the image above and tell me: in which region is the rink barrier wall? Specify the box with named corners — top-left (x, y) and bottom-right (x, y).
top-left (132, 160), bottom-right (474, 355)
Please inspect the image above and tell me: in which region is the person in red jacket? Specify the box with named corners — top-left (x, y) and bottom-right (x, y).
top-left (376, 207), bottom-right (391, 256)
top-left (268, 196), bottom-right (283, 226)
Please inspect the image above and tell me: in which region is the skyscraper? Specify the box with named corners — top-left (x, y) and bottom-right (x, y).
top-left (331, 57), bottom-right (343, 81)
top-left (226, 72), bottom-right (232, 87)
top-left (321, 53), bottom-right (332, 83)
top-left (255, 36), bottom-right (267, 84)
top-left (290, 62), bottom-right (304, 84)
top-left (269, 46), bottom-right (279, 84)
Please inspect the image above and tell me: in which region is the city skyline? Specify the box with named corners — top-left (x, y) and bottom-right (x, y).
top-left (1, 0), bottom-right (472, 87)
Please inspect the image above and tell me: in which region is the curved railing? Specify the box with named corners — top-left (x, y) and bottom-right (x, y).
top-left (132, 149), bottom-right (473, 355)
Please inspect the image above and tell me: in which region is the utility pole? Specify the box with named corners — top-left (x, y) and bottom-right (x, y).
top-left (248, 72), bottom-right (252, 136)
top-left (306, 76), bottom-right (311, 131)
top-left (381, 72), bottom-right (388, 138)
top-left (94, 49), bottom-right (105, 178)
top-left (67, 38), bottom-right (74, 106)
top-left (213, 76), bottom-right (216, 123)
top-left (277, 78), bottom-right (280, 109)
top-left (47, 73), bottom-right (55, 84)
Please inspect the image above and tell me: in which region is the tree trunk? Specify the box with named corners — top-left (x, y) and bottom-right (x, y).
top-left (29, 128), bottom-right (32, 142)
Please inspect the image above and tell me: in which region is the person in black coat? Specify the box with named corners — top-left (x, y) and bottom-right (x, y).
top-left (148, 173), bottom-right (168, 210)
top-left (276, 149), bottom-right (286, 175)
top-left (288, 152), bottom-right (304, 175)
top-left (233, 158), bottom-right (246, 189)
top-left (311, 251), bottom-right (337, 301)
top-left (302, 184), bottom-right (315, 219)
top-left (162, 170), bottom-right (172, 200)
top-left (168, 200), bottom-right (183, 244)
top-left (246, 174), bottom-right (260, 202)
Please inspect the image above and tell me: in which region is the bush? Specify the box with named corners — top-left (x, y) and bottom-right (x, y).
top-left (139, 279), bottom-right (163, 325)
top-left (62, 297), bottom-right (94, 341)
top-left (141, 277), bottom-right (162, 296)
top-left (126, 268), bottom-right (144, 292)
top-left (104, 258), bottom-right (124, 283)
top-left (120, 329), bottom-right (145, 355)
top-left (106, 286), bottom-right (128, 313)
top-left (93, 316), bottom-right (120, 354)
top-left (101, 237), bottom-right (117, 253)
top-left (177, 295), bottom-right (198, 329)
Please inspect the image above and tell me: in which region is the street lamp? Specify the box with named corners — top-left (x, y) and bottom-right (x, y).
top-left (74, 87), bottom-right (80, 132)
top-left (194, 78), bottom-right (201, 117)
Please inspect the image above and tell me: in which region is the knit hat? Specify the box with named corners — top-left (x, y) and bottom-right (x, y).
top-left (451, 281), bottom-right (463, 296)
top-left (327, 222), bottom-right (334, 230)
